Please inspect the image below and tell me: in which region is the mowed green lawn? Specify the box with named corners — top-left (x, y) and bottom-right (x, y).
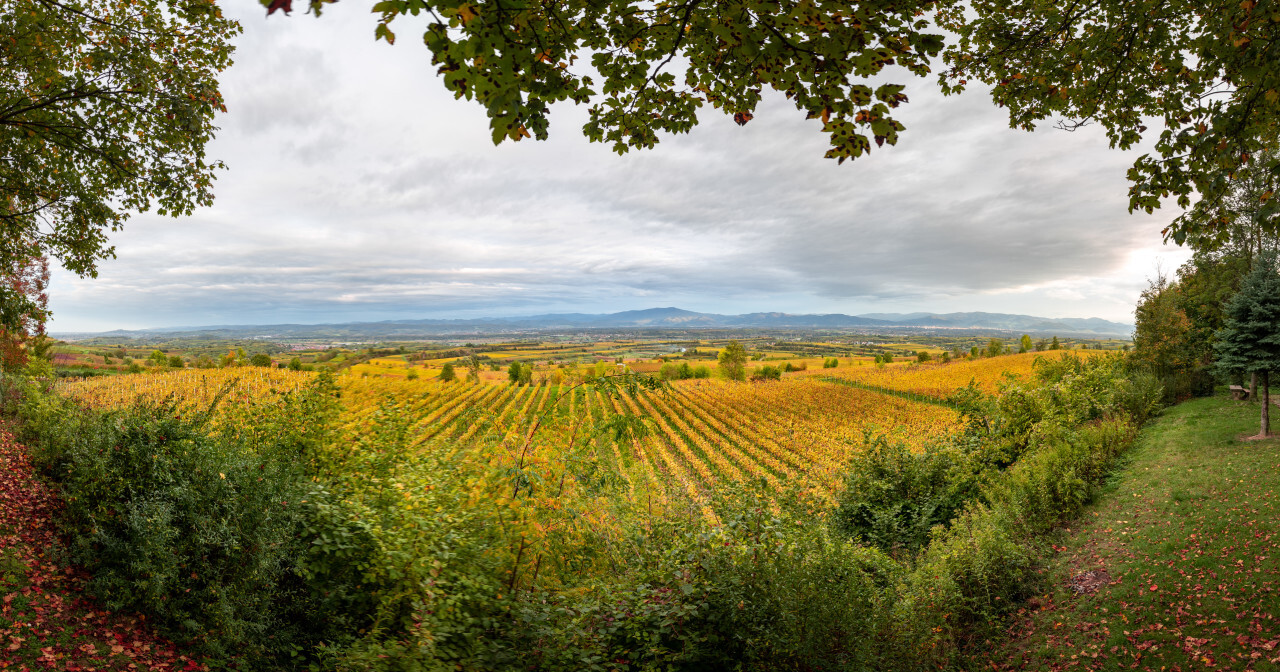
top-left (982, 395), bottom-right (1280, 671)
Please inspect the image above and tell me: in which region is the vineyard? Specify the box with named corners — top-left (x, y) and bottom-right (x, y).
top-left (798, 349), bottom-right (1108, 399)
top-left (57, 363), bottom-right (974, 506)
top-left (56, 353), bottom-right (1112, 508)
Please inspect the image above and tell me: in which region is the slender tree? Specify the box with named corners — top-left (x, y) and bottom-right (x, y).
top-left (464, 354), bottom-right (483, 383)
top-left (717, 340), bottom-right (748, 382)
top-left (1132, 272), bottom-right (1196, 382)
top-left (1215, 251), bottom-right (1280, 438)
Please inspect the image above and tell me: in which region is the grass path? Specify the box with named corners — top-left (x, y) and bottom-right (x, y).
top-left (983, 395), bottom-right (1280, 671)
top-left (0, 427), bottom-right (205, 671)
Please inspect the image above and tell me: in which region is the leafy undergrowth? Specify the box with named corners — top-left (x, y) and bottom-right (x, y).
top-left (0, 427), bottom-right (206, 671)
top-left (981, 395), bottom-right (1280, 671)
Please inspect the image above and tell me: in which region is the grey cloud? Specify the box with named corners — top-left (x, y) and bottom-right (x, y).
top-left (45, 5), bottom-right (1183, 331)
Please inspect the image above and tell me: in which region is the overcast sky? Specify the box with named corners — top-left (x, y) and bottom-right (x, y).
top-left (47, 4), bottom-right (1192, 332)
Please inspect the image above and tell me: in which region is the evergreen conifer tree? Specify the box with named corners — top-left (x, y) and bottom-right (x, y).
top-left (1215, 250), bottom-right (1280, 437)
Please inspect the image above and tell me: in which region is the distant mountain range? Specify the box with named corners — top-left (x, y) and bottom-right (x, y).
top-left (54, 308), bottom-right (1134, 341)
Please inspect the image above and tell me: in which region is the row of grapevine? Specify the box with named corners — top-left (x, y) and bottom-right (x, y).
top-left (56, 367), bottom-right (969, 510)
top-left (796, 350), bottom-right (1110, 399)
top-left (56, 368), bottom-right (314, 410)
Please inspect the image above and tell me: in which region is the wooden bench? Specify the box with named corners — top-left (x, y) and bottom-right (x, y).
top-left (1230, 385), bottom-right (1251, 401)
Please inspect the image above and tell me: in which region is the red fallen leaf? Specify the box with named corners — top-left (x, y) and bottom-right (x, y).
top-left (1149, 584), bottom-right (1158, 591)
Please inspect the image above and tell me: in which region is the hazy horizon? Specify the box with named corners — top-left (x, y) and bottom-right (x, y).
top-left (47, 305), bottom-right (1135, 336)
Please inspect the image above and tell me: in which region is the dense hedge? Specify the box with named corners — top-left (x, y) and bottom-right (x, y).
top-left (6, 353), bottom-right (1159, 671)
top-left (9, 375), bottom-right (377, 666)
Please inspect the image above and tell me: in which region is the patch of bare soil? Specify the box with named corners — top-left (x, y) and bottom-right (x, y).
top-left (1066, 569), bottom-right (1112, 595)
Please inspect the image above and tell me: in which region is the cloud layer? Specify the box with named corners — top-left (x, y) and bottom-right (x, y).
top-left (47, 5), bottom-right (1190, 331)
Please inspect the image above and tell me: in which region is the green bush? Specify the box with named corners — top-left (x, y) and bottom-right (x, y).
top-left (751, 365), bottom-right (782, 381)
top-left (687, 497), bottom-right (903, 671)
top-left (894, 416), bottom-right (1136, 653)
top-left (986, 419), bottom-right (1136, 537)
top-left (13, 378), bottom-right (378, 668)
top-left (903, 507), bottom-right (1035, 645)
top-left (831, 436), bottom-right (984, 556)
top-left (1112, 370), bottom-right (1165, 425)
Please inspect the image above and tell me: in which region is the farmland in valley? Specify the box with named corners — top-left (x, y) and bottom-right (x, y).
top-left (54, 349), bottom-right (1090, 507)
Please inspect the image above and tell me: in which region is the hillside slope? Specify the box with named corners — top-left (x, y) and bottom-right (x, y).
top-left (982, 395), bottom-right (1280, 670)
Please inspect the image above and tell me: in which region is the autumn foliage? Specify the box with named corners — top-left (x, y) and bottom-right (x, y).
top-left (0, 255), bottom-right (49, 373)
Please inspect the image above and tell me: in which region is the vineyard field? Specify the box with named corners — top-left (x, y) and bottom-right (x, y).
top-left (56, 364), bottom-right (975, 506)
top-left (797, 350), bottom-right (1109, 399)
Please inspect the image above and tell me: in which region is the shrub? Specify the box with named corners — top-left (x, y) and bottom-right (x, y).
top-left (903, 507), bottom-right (1035, 644)
top-left (985, 419), bottom-right (1136, 537)
top-left (751, 365), bottom-right (781, 381)
top-left (831, 435), bottom-right (985, 556)
top-left (687, 496), bottom-right (903, 671)
top-left (14, 378), bottom-right (377, 668)
top-left (1112, 370), bottom-right (1164, 424)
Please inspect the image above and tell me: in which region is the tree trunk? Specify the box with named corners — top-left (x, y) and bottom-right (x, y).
top-left (1263, 371), bottom-right (1271, 438)
top-left (1251, 372), bottom-right (1258, 402)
